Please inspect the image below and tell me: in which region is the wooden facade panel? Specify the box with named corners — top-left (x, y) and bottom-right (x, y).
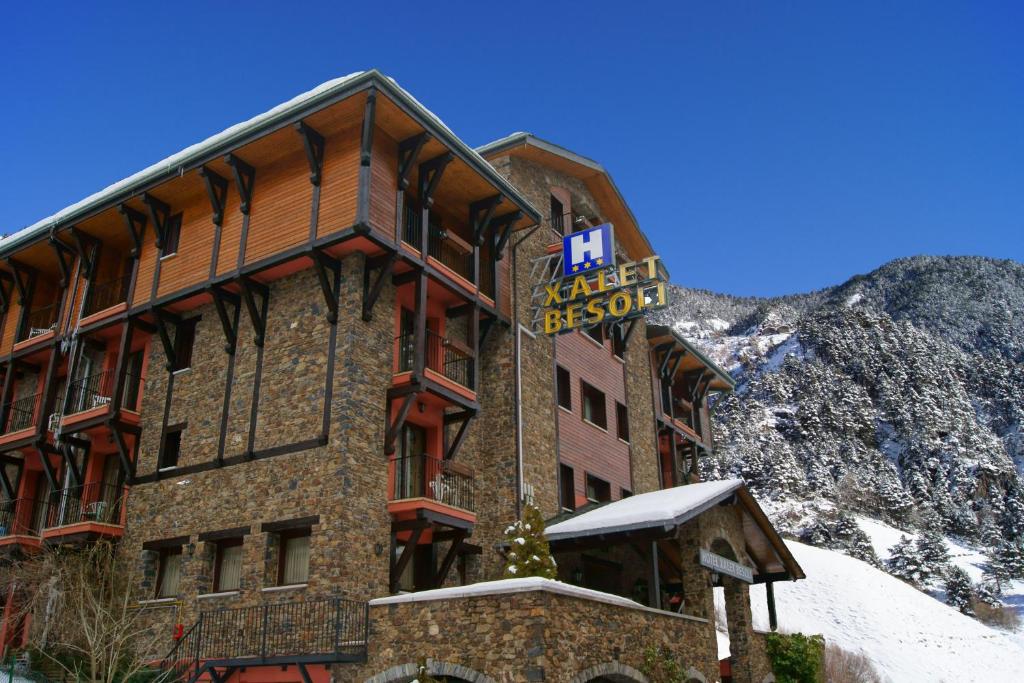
top-left (64, 272), bottom-right (88, 330)
top-left (215, 189), bottom-right (244, 277)
top-left (244, 148), bottom-right (312, 265)
top-left (369, 130), bottom-right (398, 241)
top-left (0, 299), bottom-right (21, 354)
top-left (157, 194), bottom-right (216, 298)
top-left (316, 125), bottom-right (360, 238)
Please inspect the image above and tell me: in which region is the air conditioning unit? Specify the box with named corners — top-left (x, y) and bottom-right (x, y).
top-left (48, 413), bottom-right (62, 433)
top-left (91, 395), bottom-right (111, 409)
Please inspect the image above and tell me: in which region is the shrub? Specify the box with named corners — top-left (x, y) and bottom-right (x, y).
top-left (502, 504), bottom-right (557, 579)
top-left (639, 645), bottom-right (685, 683)
top-left (764, 632), bottom-right (825, 683)
top-left (823, 643), bottom-right (883, 683)
top-left (972, 599), bottom-right (1022, 630)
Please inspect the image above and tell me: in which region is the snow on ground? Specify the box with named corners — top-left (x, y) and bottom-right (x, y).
top-left (747, 540), bottom-right (1024, 682)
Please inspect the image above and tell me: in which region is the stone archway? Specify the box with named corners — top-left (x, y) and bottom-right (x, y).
top-left (569, 662), bottom-right (649, 682)
top-left (364, 661), bottom-right (496, 683)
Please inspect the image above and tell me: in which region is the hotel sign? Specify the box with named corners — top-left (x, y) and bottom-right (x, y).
top-left (699, 548), bottom-right (754, 583)
top-left (541, 224), bottom-right (669, 335)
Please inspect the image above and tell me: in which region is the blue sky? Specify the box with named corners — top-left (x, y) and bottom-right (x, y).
top-left (1, 2), bottom-right (1020, 296)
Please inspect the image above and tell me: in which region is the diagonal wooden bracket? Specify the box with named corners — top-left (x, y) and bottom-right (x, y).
top-left (390, 522), bottom-right (425, 593)
top-left (433, 527), bottom-right (469, 588)
top-left (418, 153), bottom-right (454, 208)
top-left (0, 271), bottom-right (14, 314)
top-left (397, 133), bottom-right (429, 190)
top-left (470, 195), bottom-right (503, 246)
top-left (47, 232), bottom-right (77, 288)
top-left (361, 252), bottom-right (397, 322)
top-left (69, 228), bottom-right (99, 279)
top-left (5, 258), bottom-right (35, 306)
top-left (0, 461), bottom-right (16, 500)
top-left (224, 154), bottom-right (256, 215)
top-left (311, 250), bottom-right (341, 324)
top-left (35, 445), bottom-right (59, 492)
top-left (238, 276), bottom-right (269, 347)
top-left (111, 423), bottom-right (137, 484)
top-left (209, 285), bottom-right (241, 353)
top-left (295, 121), bottom-right (326, 186)
top-left (443, 409), bottom-right (476, 461)
top-left (117, 204), bottom-right (148, 258)
top-left (384, 388), bottom-right (418, 455)
top-left (154, 309), bottom-right (182, 370)
top-left (142, 192), bottom-right (172, 249)
top-left (492, 211), bottom-right (522, 260)
top-left (199, 166), bottom-right (230, 226)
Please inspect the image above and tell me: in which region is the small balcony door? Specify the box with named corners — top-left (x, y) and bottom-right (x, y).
top-left (395, 424), bottom-right (427, 500)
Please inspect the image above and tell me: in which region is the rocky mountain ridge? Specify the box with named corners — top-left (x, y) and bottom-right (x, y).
top-left (658, 255), bottom-right (1024, 550)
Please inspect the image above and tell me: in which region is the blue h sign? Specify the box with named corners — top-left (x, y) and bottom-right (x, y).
top-left (563, 224), bottom-right (614, 277)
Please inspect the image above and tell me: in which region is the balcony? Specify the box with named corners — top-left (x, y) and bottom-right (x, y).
top-left (159, 597), bottom-right (368, 679)
top-left (388, 454), bottom-right (475, 520)
top-left (13, 303), bottom-right (60, 351)
top-left (40, 481), bottom-right (126, 543)
top-left (0, 393), bottom-right (39, 439)
top-left (395, 331), bottom-right (474, 393)
top-left (81, 276), bottom-right (129, 325)
top-left (61, 369), bottom-right (144, 431)
top-left (402, 207), bottom-right (475, 288)
top-left (0, 497), bottom-right (45, 552)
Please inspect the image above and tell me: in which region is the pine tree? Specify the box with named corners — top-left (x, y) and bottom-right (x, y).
top-left (916, 530), bottom-right (951, 579)
top-left (994, 539), bottom-right (1024, 579)
top-left (944, 566), bottom-right (974, 615)
top-left (886, 535), bottom-right (929, 587)
top-left (502, 504), bottom-right (558, 579)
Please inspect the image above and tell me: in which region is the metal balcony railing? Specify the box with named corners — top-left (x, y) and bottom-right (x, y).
top-left (402, 206), bottom-right (474, 282)
top-left (390, 454), bottom-right (475, 513)
top-left (65, 369), bottom-right (144, 415)
top-left (0, 497), bottom-right (46, 537)
top-left (1, 394), bottom-right (38, 434)
top-left (159, 597), bottom-right (368, 679)
top-left (18, 303), bottom-right (59, 342)
top-left (43, 481), bottom-right (126, 529)
top-left (83, 276), bottom-right (129, 318)
top-left (395, 331), bottom-right (474, 390)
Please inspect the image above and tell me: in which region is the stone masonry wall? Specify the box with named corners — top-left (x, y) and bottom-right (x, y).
top-left (123, 253), bottom-right (395, 656)
top-left (346, 588), bottom-right (716, 683)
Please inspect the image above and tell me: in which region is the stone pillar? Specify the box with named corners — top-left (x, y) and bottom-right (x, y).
top-left (723, 576), bottom-right (770, 683)
top-left (676, 524), bottom-right (719, 681)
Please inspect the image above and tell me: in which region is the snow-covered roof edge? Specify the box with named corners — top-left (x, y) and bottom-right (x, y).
top-left (546, 479), bottom-right (745, 542)
top-left (4, 69), bottom-right (540, 256)
top-left (647, 323), bottom-right (736, 390)
top-left (369, 577), bottom-right (708, 623)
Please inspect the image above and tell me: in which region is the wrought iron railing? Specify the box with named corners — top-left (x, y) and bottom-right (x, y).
top-left (43, 481), bottom-right (126, 529)
top-left (83, 276), bottom-right (129, 317)
top-left (390, 454), bottom-right (475, 512)
top-left (1, 394), bottom-right (38, 434)
top-left (158, 597), bottom-right (368, 679)
top-left (0, 498), bottom-right (46, 537)
top-left (18, 304), bottom-right (59, 342)
top-left (64, 369), bottom-right (144, 415)
top-left (395, 331), bottom-right (474, 390)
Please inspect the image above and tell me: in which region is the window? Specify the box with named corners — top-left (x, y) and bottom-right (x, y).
top-left (585, 474), bottom-right (611, 503)
top-left (214, 538), bottom-right (243, 592)
top-left (580, 381), bottom-right (607, 429)
top-left (160, 427), bottom-right (183, 470)
top-left (559, 464), bottom-right (576, 512)
top-left (156, 547), bottom-right (182, 598)
top-left (279, 530), bottom-right (311, 586)
top-left (556, 366), bottom-right (572, 410)
top-left (583, 324), bottom-right (605, 346)
top-left (550, 195), bottom-right (565, 233)
top-left (616, 402), bottom-right (630, 442)
top-left (173, 318), bottom-right (198, 371)
top-left (161, 214), bottom-right (182, 257)
top-left (621, 488), bottom-right (633, 498)
top-left (611, 324), bottom-right (627, 359)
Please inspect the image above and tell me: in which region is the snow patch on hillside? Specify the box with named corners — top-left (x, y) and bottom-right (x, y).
top-left (747, 540), bottom-right (1024, 682)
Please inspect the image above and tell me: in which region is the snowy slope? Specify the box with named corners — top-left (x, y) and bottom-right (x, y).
top-left (746, 540), bottom-right (1024, 682)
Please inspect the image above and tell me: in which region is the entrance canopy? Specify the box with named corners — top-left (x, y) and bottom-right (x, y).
top-left (546, 480), bottom-right (805, 583)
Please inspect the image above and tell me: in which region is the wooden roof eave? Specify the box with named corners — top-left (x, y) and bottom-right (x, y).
top-left (647, 329), bottom-right (735, 393)
top-left (2, 70), bottom-right (540, 262)
top-left (736, 487), bottom-right (806, 581)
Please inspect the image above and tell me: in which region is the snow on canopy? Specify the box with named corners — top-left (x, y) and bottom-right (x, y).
top-left (545, 479), bottom-right (744, 541)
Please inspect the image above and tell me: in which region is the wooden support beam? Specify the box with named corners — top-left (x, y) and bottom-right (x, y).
top-left (384, 393), bottom-right (416, 455)
top-left (310, 251), bottom-right (342, 324)
top-left (111, 424), bottom-right (136, 483)
top-left (117, 204), bottom-right (147, 258)
top-left (5, 259), bottom-right (33, 305)
top-left (35, 446), bottom-right (59, 493)
top-left (141, 192), bottom-right (172, 249)
top-left (667, 349), bottom-right (686, 380)
top-left (766, 580), bottom-right (778, 631)
top-left (390, 524), bottom-right (424, 593)
top-left (656, 343), bottom-right (677, 378)
top-left (433, 528), bottom-right (468, 588)
top-left (153, 312), bottom-right (177, 370)
top-left (69, 228), bottom-right (98, 279)
top-left (224, 154), bottom-right (255, 215)
top-left (391, 269), bottom-right (419, 287)
top-left (397, 133), bottom-right (429, 190)
top-left (47, 232), bottom-right (76, 288)
top-left (418, 153), bottom-right (453, 208)
top-left (0, 271), bottom-right (13, 314)
top-left (294, 121), bottom-right (326, 186)
top-left (60, 442), bottom-right (83, 487)
top-left (0, 464), bottom-right (15, 500)
top-left (444, 410), bottom-right (475, 461)
top-left (361, 252), bottom-right (396, 322)
top-left (470, 195), bottom-right (503, 246)
top-left (210, 286), bottom-right (240, 353)
top-left (238, 277), bottom-right (269, 347)
top-left (490, 211), bottom-right (522, 258)
top-left (356, 88), bottom-right (377, 228)
top-left (199, 166), bottom-right (230, 227)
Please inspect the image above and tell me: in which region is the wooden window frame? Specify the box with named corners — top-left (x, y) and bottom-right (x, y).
top-left (277, 527), bottom-right (311, 587)
top-left (616, 401), bottom-right (630, 443)
top-left (160, 214), bottom-right (183, 258)
top-left (559, 463), bottom-right (576, 512)
top-left (159, 424), bottom-right (185, 471)
top-left (155, 545), bottom-right (183, 599)
top-left (580, 380), bottom-right (607, 430)
top-left (585, 473), bottom-right (611, 504)
top-left (173, 317), bottom-right (199, 372)
top-left (213, 537), bottom-right (243, 593)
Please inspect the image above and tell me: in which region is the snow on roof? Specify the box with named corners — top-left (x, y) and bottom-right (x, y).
top-left (545, 479), bottom-right (744, 541)
top-left (4, 70), bottom-right (539, 254)
top-left (369, 577), bottom-right (706, 622)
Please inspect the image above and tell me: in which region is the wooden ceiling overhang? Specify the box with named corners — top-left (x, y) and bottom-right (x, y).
top-left (477, 133), bottom-right (656, 263)
top-left (0, 70), bottom-right (540, 271)
top-left (646, 324), bottom-right (735, 393)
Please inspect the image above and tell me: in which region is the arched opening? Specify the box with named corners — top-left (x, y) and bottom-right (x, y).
top-left (570, 662), bottom-right (649, 683)
top-left (364, 662), bottom-right (494, 683)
